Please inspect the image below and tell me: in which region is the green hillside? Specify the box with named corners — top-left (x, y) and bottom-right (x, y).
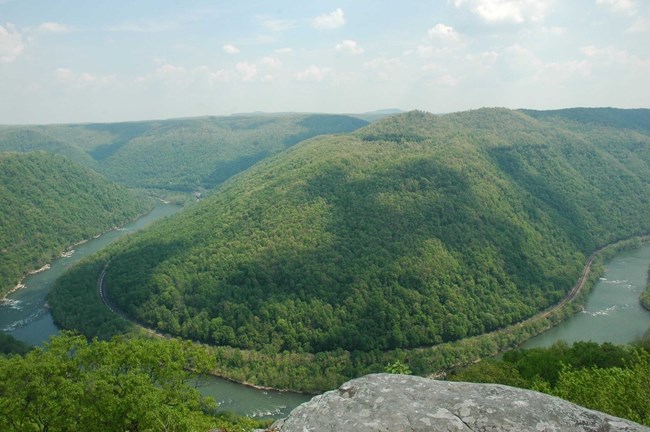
top-left (0, 152), bottom-right (151, 296)
top-left (0, 114), bottom-right (368, 192)
top-left (49, 108), bottom-right (650, 355)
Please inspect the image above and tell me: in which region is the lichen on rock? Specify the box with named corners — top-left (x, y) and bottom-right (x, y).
top-left (270, 373), bottom-right (649, 431)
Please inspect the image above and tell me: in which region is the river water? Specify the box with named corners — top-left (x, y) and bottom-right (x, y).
top-left (0, 202), bottom-right (311, 418)
top-left (4, 203), bottom-right (650, 417)
top-left (522, 243), bottom-right (650, 348)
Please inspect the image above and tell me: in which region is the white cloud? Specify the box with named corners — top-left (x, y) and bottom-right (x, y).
top-left (596, 0), bottom-right (636, 14)
top-left (537, 60), bottom-right (591, 82)
top-left (364, 57), bottom-right (401, 69)
top-left (56, 67), bottom-right (74, 81)
top-left (261, 56), bottom-right (282, 67)
top-left (236, 62), bottom-right (258, 81)
top-left (364, 57), bottom-right (401, 79)
top-left (274, 47), bottom-right (293, 54)
top-left (541, 26), bottom-right (566, 35)
top-left (581, 45), bottom-right (599, 57)
top-left (428, 24), bottom-right (460, 42)
top-left (466, 50), bottom-right (499, 72)
top-left (107, 20), bottom-right (177, 33)
top-left (579, 45), bottom-right (650, 73)
top-left (312, 8), bottom-right (345, 29)
top-left (208, 69), bottom-right (231, 84)
top-left (0, 23), bottom-right (24, 63)
top-left (295, 65), bottom-right (331, 81)
top-left (335, 39), bottom-right (363, 55)
top-left (436, 74), bottom-right (459, 86)
top-left (135, 62), bottom-right (188, 84)
top-left (416, 45), bottom-right (435, 58)
top-left (223, 44), bottom-right (240, 54)
top-left (36, 22), bottom-right (69, 33)
top-left (257, 17), bottom-right (295, 32)
top-left (453, 0), bottom-right (554, 23)
top-left (414, 44), bottom-right (453, 59)
top-left (156, 63), bottom-right (187, 75)
top-left (628, 17), bottom-right (649, 32)
top-left (56, 67), bottom-right (116, 86)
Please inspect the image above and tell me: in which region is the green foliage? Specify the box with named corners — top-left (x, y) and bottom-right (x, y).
top-left (385, 360), bottom-right (412, 375)
top-left (47, 108), bottom-right (650, 390)
top-left (47, 256), bottom-right (133, 340)
top-left (0, 114), bottom-right (368, 192)
top-left (447, 358), bottom-right (527, 388)
top-left (449, 341), bottom-right (650, 426)
top-left (501, 340), bottom-right (632, 386)
top-left (641, 266), bottom-right (650, 311)
top-left (0, 333), bottom-right (266, 432)
top-left (65, 109), bottom-right (650, 351)
top-left (0, 152), bottom-right (151, 296)
top-left (521, 107), bottom-right (650, 135)
top-left (0, 332), bottom-right (31, 356)
top-left (546, 349), bottom-right (650, 426)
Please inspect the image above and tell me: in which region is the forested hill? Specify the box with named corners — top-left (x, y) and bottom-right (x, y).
top-left (520, 107), bottom-right (650, 134)
top-left (0, 152), bottom-right (150, 296)
top-left (0, 114), bottom-right (368, 191)
top-left (51, 108), bottom-right (650, 354)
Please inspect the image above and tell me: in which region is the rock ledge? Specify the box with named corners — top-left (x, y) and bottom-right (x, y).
top-left (270, 373), bottom-right (649, 431)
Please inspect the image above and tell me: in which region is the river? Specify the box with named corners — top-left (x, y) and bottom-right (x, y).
top-left (0, 202), bottom-right (311, 418)
top-left (4, 204), bottom-right (650, 417)
top-left (522, 243), bottom-right (650, 348)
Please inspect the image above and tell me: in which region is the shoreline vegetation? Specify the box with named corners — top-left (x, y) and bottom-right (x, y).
top-left (0, 205), bottom-right (157, 302)
top-left (57, 233), bottom-right (650, 394)
top-left (42, 109), bottom-right (650, 393)
top-left (0, 152), bottom-right (153, 298)
top-left (641, 266), bottom-right (650, 311)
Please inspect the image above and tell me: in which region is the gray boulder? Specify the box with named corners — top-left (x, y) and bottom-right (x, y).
top-left (270, 373), bottom-right (649, 431)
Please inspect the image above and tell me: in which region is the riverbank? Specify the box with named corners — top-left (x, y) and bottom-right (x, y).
top-left (640, 266), bottom-right (650, 311)
top-left (1, 202), bottom-right (180, 344)
top-left (0, 196), bottom-right (156, 301)
top-left (59, 233), bottom-right (650, 393)
top-left (0, 264), bottom-right (50, 302)
top-left (205, 234), bottom-right (650, 391)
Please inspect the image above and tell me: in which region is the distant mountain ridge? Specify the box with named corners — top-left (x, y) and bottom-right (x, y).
top-left (49, 107), bottom-right (650, 356)
top-left (0, 114), bottom-right (369, 192)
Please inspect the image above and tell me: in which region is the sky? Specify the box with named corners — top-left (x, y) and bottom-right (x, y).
top-left (0, 0), bottom-right (649, 124)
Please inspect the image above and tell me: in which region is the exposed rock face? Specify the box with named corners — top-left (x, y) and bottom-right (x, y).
top-left (271, 373), bottom-right (649, 431)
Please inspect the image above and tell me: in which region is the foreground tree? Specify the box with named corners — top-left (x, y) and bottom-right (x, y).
top-left (0, 333), bottom-right (263, 432)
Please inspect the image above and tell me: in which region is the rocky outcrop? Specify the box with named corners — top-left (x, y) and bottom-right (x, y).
top-left (270, 373), bottom-right (649, 431)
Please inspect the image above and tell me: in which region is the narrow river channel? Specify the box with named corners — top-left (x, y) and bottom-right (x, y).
top-left (0, 202), bottom-right (310, 418)
top-left (522, 243), bottom-right (650, 348)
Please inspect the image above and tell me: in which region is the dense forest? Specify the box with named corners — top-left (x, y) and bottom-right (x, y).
top-left (0, 333), bottom-right (268, 432)
top-left (448, 339), bottom-right (650, 426)
top-left (48, 108), bottom-right (650, 362)
top-left (0, 152), bottom-right (150, 296)
top-left (0, 114), bottom-right (368, 192)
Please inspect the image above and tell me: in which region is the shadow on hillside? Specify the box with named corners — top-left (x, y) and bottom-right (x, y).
top-left (206, 156), bottom-right (573, 352)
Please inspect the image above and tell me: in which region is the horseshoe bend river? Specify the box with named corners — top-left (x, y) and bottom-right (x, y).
top-left (2, 202), bottom-right (650, 417)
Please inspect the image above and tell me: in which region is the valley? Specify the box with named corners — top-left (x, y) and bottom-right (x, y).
top-left (2, 107), bottom-right (650, 426)
top-left (33, 107), bottom-right (650, 389)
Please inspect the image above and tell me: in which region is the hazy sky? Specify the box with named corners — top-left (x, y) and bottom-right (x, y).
top-left (1, 0), bottom-right (649, 124)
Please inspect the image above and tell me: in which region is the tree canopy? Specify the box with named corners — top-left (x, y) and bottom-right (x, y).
top-left (0, 333), bottom-right (267, 432)
top-left (0, 114), bottom-right (368, 192)
top-left (49, 108), bottom-right (650, 357)
top-left (448, 340), bottom-right (650, 427)
top-left (0, 152), bottom-right (150, 295)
